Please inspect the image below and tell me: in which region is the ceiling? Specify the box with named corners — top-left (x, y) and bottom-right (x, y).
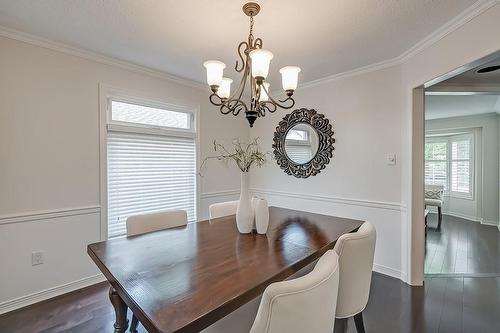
top-left (425, 94), bottom-right (500, 120)
top-left (0, 0), bottom-right (480, 86)
top-left (437, 57), bottom-right (500, 86)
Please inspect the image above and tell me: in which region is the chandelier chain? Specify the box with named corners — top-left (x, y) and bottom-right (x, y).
top-left (249, 15), bottom-right (254, 42)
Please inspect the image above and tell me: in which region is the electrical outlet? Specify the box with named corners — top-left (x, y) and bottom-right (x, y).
top-left (32, 251), bottom-right (44, 266)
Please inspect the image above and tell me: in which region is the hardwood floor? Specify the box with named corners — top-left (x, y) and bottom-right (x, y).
top-left (425, 213), bottom-right (500, 275)
top-left (2, 273), bottom-right (500, 333)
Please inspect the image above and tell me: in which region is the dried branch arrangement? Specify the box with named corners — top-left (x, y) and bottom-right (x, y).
top-left (200, 138), bottom-right (268, 174)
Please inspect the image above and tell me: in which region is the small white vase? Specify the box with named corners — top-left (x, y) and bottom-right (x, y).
top-left (236, 172), bottom-right (254, 233)
top-left (254, 197), bottom-right (269, 234)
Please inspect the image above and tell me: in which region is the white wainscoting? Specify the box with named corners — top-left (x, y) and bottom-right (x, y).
top-left (0, 274), bottom-right (105, 315)
top-left (0, 206), bottom-right (103, 314)
top-left (251, 188), bottom-right (406, 281)
top-left (0, 190), bottom-right (241, 315)
top-left (0, 189), bottom-right (406, 314)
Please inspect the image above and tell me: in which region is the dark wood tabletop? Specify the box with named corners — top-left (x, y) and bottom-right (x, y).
top-left (87, 206), bottom-right (364, 333)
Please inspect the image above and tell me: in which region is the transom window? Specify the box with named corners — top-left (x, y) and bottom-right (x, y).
top-left (425, 133), bottom-right (474, 198)
top-left (106, 99), bottom-right (197, 238)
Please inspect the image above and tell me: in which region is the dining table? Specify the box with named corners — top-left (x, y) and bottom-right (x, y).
top-left (87, 206), bottom-right (364, 333)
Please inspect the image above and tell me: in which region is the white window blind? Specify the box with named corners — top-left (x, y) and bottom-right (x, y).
top-left (106, 99), bottom-right (196, 238)
top-left (425, 133), bottom-right (473, 198)
top-left (424, 141), bottom-right (448, 190)
top-left (451, 138), bottom-right (471, 193)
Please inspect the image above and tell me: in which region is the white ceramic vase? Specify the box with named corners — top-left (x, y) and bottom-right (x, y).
top-left (236, 172), bottom-right (254, 233)
top-left (254, 197), bottom-right (269, 234)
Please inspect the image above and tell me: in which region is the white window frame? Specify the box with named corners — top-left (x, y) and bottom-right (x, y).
top-left (425, 131), bottom-right (475, 200)
top-left (99, 84), bottom-right (200, 240)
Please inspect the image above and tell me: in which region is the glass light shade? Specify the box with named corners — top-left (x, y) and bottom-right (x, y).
top-left (279, 66), bottom-right (301, 91)
top-left (249, 49), bottom-right (274, 79)
top-left (259, 82), bottom-right (270, 102)
top-left (203, 60), bottom-right (226, 86)
top-left (218, 78), bottom-right (233, 99)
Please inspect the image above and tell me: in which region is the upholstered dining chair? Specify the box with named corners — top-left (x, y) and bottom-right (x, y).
top-left (126, 209), bottom-right (188, 332)
top-left (424, 184), bottom-right (444, 231)
top-left (333, 222), bottom-right (376, 333)
top-left (126, 209), bottom-right (188, 237)
top-left (202, 250), bottom-right (340, 333)
top-left (209, 200), bottom-right (239, 219)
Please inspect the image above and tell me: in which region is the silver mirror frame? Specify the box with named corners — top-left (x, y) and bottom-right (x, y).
top-left (272, 108), bottom-right (335, 178)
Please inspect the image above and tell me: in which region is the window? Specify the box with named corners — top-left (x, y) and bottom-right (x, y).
top-left (285, 129), bottom-right (314, 164)
top-left (106, 99), bottom-right (197, 238)
top-left (425, 133), bottom-right (473, 198)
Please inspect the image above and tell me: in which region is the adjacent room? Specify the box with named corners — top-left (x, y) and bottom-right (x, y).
top-left (1, 1), bottom-right (500, 333)
top-left (424, 63), bottom-right (500, 275)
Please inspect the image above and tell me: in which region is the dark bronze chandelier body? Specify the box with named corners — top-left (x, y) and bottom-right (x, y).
top-left (204, 2), bottom-right (299, 127)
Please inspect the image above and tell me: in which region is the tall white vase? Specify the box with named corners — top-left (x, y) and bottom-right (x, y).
top-left (254, 197), bottom-right (269, 234)
top-left (236, 172), bottom-right (254, 233)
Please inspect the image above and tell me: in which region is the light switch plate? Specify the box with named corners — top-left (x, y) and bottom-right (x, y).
top-left (387, 153), bottom-right (397, 165)
top-left (32, 251), bottom-right (44, 266)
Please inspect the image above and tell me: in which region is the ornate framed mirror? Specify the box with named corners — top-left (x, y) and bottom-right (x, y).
top-left (272, 108), bottom-right (334, 178)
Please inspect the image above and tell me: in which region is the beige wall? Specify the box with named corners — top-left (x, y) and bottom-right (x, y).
top-left (2, 1), bottom-right (500, 311)
top-left (250, 65), bottom-right (405, 279)
top-left (0, 36), bottom-right (246, 308)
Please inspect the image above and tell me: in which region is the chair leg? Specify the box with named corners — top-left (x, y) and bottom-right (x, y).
top-left (437, 206), bottom-right (442, 231)
top-left (129, 314), bottom-right (139, 333)
top-left (354, 312), bottom-right (365, 333)
top-left (334, 318), bottom-right (348, 333)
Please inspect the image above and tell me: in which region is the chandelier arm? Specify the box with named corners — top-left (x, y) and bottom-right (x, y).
top-left (220, 98), bottom-right (248, 116)
top-left (235, 41), bottom-right (249, 73)
top-left (209, 93), bottom-right (224, 106)
top-left (253, 38), bottom-right (263, 49)
top-left (258, 82), bottom-right (296, 111)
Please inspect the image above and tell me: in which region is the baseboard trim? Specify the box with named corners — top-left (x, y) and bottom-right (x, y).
top-left (428, 210), bottom-right (482, 223)
top-left (0, 273), bottom-right (106, 315)
top-left (481, 219), bottom-right (499, 227)
top-left (373, 263), bottom-right (402, 280)
top-left (0, 206), bottom-right (101, 225)
top-left (251, 188), bottom-right (404, 212)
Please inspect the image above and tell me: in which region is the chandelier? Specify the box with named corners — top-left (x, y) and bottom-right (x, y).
top-left (203, 2), bottom-right (301, 127)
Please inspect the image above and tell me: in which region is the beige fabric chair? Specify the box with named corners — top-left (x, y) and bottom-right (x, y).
top-left (249, 250), bottom-right (340, 333)
top-left (209, 200), bottom-right (239, 219)
top-left (334, 222), bottom-right (376, 333)
top-left (126, 209), bottom-right (188, 332)
top-left (126, 209), bottom-right (188, 236)
top-left (424, 184), bottom-right (444, 230)
top-left (202, 250), bottom-right (340, 333)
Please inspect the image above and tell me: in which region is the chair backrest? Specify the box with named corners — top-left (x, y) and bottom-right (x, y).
top-left (425, 184), bottom-right (444, 200)
top-left (249, 250), bottom-right (340, 333)
top-left (209, 200), bottom-right (239, 219)
top-left (333, 221), bottom-right (376, 318)
top-left (126, 209), bottom-right (187, 236)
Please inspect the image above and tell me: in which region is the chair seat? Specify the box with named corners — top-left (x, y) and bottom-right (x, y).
top-left (425, 198), bottom-right (442, 207)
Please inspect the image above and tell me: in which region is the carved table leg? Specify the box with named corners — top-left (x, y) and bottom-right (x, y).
top-left (109, 286), bottom-right (129, 333)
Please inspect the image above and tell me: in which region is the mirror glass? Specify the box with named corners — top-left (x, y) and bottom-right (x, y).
top-left (284, 123), bottom-right (319, 164)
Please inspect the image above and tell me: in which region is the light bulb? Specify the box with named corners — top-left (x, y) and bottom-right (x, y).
top-left (249, 49), bottom-right (274, 81)
top-left (203, 60), bottom-right (226, 87)
top-left (218, 78), bottom-right (233, 99)
top-left (279, 66), bottom-right (301, 91)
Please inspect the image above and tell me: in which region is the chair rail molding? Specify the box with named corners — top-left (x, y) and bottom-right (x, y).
top-left (0, 206), bottom-right (101, 225)
top-left (200, 189), bottom-right (240, 200)
top-left (250, 188), bottom-right (405, 212)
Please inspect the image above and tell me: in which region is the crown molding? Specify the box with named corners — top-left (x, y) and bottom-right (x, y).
top-left (0, 25), bottom-right (206, 91)
top-left (300, 0), bottom-right (499, 90)
top-left (0, 1), bottom-right (498, 92)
